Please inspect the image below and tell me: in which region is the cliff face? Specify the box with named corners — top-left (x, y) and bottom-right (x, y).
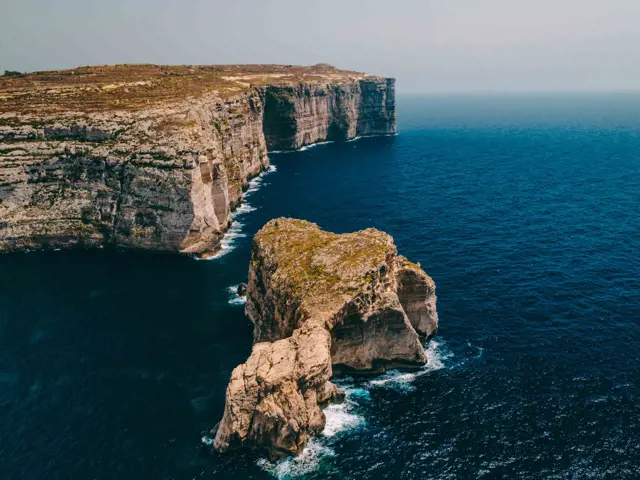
top-left (0, 65), bottom-right (395, 254)
top-left (0, 92), bottom-right (267, 253)
top-left (261, 79), bottom-right (395, 151)
top-left (213, 219), bottom-right (438, 458)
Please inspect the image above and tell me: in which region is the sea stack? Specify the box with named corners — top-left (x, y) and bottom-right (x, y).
top-left (0, 64), bottom-right (395, 255)
top-left (213, 218), bottom-right (438, 459)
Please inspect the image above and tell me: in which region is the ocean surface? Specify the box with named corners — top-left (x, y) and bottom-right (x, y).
top-left (1, 94), bottom-right (640, 479)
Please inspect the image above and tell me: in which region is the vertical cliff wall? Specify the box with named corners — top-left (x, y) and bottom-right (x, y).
top-left (261, 79), bottom-right (395, 151)
top-left (0, 91), bottom-right (269, 255)
top-left (0, 65), bottom-right (396, 254)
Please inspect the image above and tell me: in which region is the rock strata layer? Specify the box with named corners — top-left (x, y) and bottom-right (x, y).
top-left (0, 64), bottom-right (395, 255)
top-left (213, 218), bottom-right (438, 458)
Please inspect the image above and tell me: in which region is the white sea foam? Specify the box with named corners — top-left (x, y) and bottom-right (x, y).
top-left (257, 384), bottom-right (366, 478)
top-left (257, 439), bottom-right (335, 479)
top-left (255, 341), bottom-right (453, 476)
top-left (367, 339), bottom-right (453, 392)
top-left (252, 331), bottom-right (451, 477)
top-left (201, 221), bottom-right (247, 260)
top-left (202, 165), bottom-right (277, 260)
top-left (227, 284), bottom-right (247, 306)
top-left (268, 134), bottom-right (398, 155)
top-left (201, 434), bottom-right (214, 446)
top-left (347, 133), bottom-right (397, 143)
top-left (298, 140), bottom-right (334, 152)
top-left (269, 141), bottom-right (334, 154)
top-left (322, 400), bottom-right (364, 437)
top-left (233, 203), bottom-right (257, 215)
top-left (245, 164), bottom-right (277, 194)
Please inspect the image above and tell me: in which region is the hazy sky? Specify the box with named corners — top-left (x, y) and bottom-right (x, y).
top-left (3, 0), bottom-right (640, 93)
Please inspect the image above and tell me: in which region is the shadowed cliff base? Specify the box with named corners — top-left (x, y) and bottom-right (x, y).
top-left (212, 218), bottom-right (438, 459)
top-left (0, 64), bottom-right (395, 256)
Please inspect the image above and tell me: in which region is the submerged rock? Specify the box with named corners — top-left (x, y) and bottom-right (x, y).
top-left (213, 218), bottom-right (438, 459)
top-left (236, 283), bottom-right (248, 297)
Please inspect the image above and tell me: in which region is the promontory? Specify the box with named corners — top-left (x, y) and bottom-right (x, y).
top-left (0, 64), bottom-right (395, 255)
top-left (213, 218), bottom-right (438, 459)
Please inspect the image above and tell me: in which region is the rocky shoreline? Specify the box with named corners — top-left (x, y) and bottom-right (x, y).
top-left (0, 64), bottom-right (416, 461)
top-left (212, 219), bottom-right (438, 459)
top-left (0, 64), bottom-right (395, 255)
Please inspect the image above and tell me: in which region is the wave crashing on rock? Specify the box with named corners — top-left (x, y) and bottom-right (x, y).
top-left (212, 218), bottom-right (439, 459)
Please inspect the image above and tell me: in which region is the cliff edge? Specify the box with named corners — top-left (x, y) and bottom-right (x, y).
top-left (0, 64), bottom-right (395, 255)
top-left (213, 218), bottom-right (438, 459)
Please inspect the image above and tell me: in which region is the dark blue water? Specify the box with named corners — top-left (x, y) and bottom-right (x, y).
top-left (1, 94), bottom-right (640, 479)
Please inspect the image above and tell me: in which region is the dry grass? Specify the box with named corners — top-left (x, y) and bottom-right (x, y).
top-left (0, 64), bottom-right (376, 114)
top-left (254, 218), bottom-right (395, 301)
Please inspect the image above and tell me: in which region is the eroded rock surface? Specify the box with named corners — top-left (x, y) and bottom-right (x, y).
top-left (0, 65), bottom-right (395, 254)
top-left (213, 218), bottom-right (438, 458)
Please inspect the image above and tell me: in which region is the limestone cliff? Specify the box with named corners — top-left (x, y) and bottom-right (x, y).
top-left (213, 219), bottom-right (438, 458)
top-left (261, 78), bottom-right (395, 151)
top-left (0, 65), bottom-right (395, 255)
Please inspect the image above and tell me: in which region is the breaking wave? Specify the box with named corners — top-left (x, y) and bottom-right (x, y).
top-left (257, 384), bottom-right (367, 479)
top-left (255, 340), bottom-right (455, 478)
top-left (297, 141), bottom-right (334, 152)
top-left (245, 164), bottom-right (277, 194)
top-left (269, 134), bottom-right (398, 155)
top-left (347, 133), bottom-right (398, 144)
top-left (269, 141), bottom-right (334, 154)
top-left (200, 221), bottom-right (247, 260)
top-left (202, 165), bottom-right (276, 260)
top-left (367, 339), bottom-right (454, 392)
top-left (322, 390), bottom-right (366, 437)
top-left (227, 284), bottom-right (247, 306)
top-left (257, 439), bottom-right (335, 479)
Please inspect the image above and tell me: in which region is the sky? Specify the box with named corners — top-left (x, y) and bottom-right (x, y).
top-left (2, 0), bottom-right (640, 93)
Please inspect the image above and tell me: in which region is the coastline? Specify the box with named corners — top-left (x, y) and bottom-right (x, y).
top-left (0, 64), bottom-right (396, 256)
top-left (205, 132), bottom-right (400, 261)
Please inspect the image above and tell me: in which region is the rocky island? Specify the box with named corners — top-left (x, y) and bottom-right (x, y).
top-left (0, 64), bottom-right (424, 461)
top-left (0, 64), bottom-right (395, 255)
top-left (213, 218), bottom-right (438, 459)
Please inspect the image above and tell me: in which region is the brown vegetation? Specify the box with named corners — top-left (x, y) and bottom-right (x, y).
top-left (0, 64), bottom-right (376, 114)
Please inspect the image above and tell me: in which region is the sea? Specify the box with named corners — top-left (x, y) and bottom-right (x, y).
top-left (1, 93), bottom-right (639, 479)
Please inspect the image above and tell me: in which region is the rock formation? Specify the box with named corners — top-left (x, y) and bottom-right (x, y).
top-left (213, 218), bottom-right (438, 459)
top-left (0, 65), bottom-right (395, 255)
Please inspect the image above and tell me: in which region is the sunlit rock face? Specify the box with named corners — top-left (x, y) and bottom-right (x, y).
top-left (213, 218), bottom-right (438, 459)
top-left (0, 65), bottom-right (395, 255)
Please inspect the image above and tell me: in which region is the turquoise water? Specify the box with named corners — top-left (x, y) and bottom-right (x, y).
top-left (1, 94), bottom-right (639, 479)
